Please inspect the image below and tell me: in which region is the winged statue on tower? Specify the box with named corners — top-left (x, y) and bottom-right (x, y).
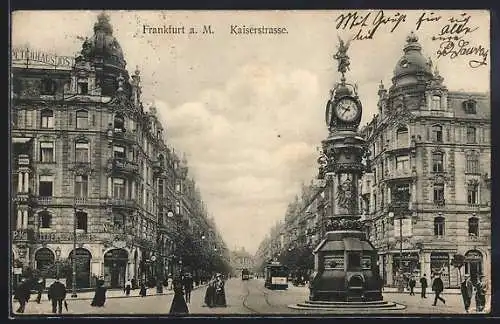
top-left (334, 36), bottom-right (351, 75)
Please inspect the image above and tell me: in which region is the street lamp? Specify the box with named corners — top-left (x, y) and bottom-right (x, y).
top-left (55, 247), bottom-right (61, 278)
top-left (71, 207), bottom-right (78, 298)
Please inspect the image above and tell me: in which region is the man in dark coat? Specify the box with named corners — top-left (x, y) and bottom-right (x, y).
top-left (182, 274), bottom-right (194, 304)
top-left (14, 278), bottom-right (31, 314)
top-left (460, 274), bottom-right (474, 313)
top-left (420, 274), bottom-right (428, 298)
top-left (475, 275), bottom-right (487, 312)
top-left (408, 276), bottom-right (416, 296)
top-left (36, 278), bottom-right (44, 304)
top-left (431, 274), bottom-right (446, 306)
top-left (48, 278), bottom-right (67, 314)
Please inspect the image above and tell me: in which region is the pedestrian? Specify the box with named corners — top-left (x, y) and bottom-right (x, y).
top-left (91, 279), bottom-right (107, 307)
top-left (408, 276), bottom-right (416, 296)
top-left (475, 275), bottom-right (487, 312)
top-left (213, 273), bottom-right (227, 307)
top-left (204, 276), bottom-right (216, 308)
top-left (167, 275), bottom-right (173, 291)
top-left (36, 278), bottom-right (44, 303)
top-left (124, 278), bottom-right (132, 296)
top-left (183, 273), bottom-right (193, 304)
top-left (169, 276), bottom-right (189, 314)
top-left (460, 274), bottom-right (474, 313)
top-left (420, 274), bottom-right (428, 298)
top-left (14, 278), bottom-right (31, 314)
top-left (48, 278), bottom-right (67, 314)
top-left (139, 282), bottom-right (147, 297)
top-left (431, 273), bottom-right (446, 306)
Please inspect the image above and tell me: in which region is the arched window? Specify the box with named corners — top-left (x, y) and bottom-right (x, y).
top-left (432, 125), bottom-right (443, 143)
top-left (467, 126), bottom-right (477, 143)
top-left (466, 152), bottom-right (480, 174)
top-left (434, 216), bottom-right (445, 237)
top-left (468, 217), bottom-right (479, 237)
top-left (396, 126), bottom-right (409, 148)
top-left (76, 211), bottom-right (88, 232)
top-left (39, 211), bottom-right (52, 229)
top-left (432, 152), bottom-right (444, 172)
top-left (41, 109), bottom-right (54, 128)
top-left (76, 110), bottom-right (89, 129)
top-left (114, 113), bottom-right (125, 132)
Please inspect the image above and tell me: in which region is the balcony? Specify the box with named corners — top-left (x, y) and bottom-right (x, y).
top-left (107, 128), bottom-right (137, 144)
top-left (37, 196), bottom-right (53, 205)
top-left (14, 192), bottom-right (36, 205)
top-left (106, 198), bottom-right (138, 209)
top-left (384, 168), bottom-right (415, 182)
top-left (107, 157), bottom-right (139, 175)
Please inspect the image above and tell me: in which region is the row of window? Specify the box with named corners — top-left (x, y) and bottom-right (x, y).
top-left (371, 216), bottom-right (481, 240)
top-left (372, 124), bottom-right (480, 157)
top-left (368, 181), bottom-right (479, 211)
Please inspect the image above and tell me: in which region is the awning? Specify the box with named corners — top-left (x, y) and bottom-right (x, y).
top-left (12, 137), bottom-right (33, 143)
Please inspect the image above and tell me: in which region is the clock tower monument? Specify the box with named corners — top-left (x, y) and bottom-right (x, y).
top-left (308, 38), bottom-right (383, 303)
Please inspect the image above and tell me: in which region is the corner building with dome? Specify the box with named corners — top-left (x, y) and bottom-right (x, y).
top-left (359, 32), bottom-right (491, 288)
top-left (11, 13), bottom-right (228, 290)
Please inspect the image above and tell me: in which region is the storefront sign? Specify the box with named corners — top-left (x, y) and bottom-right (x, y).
top-left (12, 46), bottom-right (75, 70)
top-left (37, 232), bottom-right (97, 242)
top-left (13, 267), bottom-right (22, 274)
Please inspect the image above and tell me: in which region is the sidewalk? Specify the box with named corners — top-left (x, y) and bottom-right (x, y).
top-left (22, 284), bottom-right (208, 302)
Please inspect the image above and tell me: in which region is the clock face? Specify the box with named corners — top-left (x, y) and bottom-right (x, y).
top-left (335, 97), bottom-right (359, 122)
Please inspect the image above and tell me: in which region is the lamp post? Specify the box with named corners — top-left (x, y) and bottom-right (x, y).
top-left (71, 207), bottom-right (77, 298)
top-left (55, 246), bottom-right (61, 278)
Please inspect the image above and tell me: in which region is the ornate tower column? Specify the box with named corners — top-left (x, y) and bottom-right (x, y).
top-left (308, 38), bottom-right (383, 303)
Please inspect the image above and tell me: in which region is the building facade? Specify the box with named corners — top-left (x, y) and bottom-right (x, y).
top-left (360, 32), bottom-right (491, 288)
top-left (230, 247), bottom-right (255, 276)
top-left (11, 13), bottom-right (228, 289)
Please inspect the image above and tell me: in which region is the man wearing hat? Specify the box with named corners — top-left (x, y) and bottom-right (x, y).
top-left (48, 278), bottom-right (67, 314)
top-left (431, 272), bottom-right (445, 306)
top-left (475, 275), bottom-right (487, 312)
top-left (460, 274), bottom-right (474, 313)
top-left (36, 278), bottom-right (45, 304)
top-left (14, 278), bottom-right (31, 314)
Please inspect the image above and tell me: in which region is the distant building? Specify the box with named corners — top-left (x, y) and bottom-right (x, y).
top-left (360, 32), bottom-right (491, 288)
top-left (230, 247), bottom-right (255, 276)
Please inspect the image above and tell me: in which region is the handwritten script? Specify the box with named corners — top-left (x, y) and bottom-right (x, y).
top-left (335, 10), bottom-right (407, 40)
top-left (436, 39), bottom-right (488, 68)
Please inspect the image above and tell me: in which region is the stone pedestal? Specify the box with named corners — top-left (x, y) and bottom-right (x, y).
top-left (309, 230), bottom-right (383, 302)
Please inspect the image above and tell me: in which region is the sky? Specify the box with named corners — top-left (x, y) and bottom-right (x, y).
top-left (12, 10), bottom-right (490, 254)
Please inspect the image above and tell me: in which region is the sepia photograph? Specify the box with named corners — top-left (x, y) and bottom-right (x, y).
top-left (9, 9), bottom-right (491, 316)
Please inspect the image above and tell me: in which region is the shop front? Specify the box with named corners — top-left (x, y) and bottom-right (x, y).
top-left (430, 252), bottom-right (451, 288)
top-left (69, 248), bottom-right (92, 288)
top-left (103, 248), bottom-right (128, 288)
top-left (392, 252), bottom-right (420, 286)
top-left (464, 250), bottom-right (483, 282)
top-left (35, 247), bottom-right (55, 277)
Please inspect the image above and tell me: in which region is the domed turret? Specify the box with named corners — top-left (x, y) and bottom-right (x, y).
top-left (392, 32), bottom-right (433, 87)
top-left (80, 12), bottom-right (129, 96)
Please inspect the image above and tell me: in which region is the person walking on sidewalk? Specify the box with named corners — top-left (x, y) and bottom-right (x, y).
top-left (36, 278), bottom-right (44, 304)
top-left (460, 274), bottom-right (474, 313)
top-left (124, 279), bottom-right (132, 296)
top-left (48, 278), bottom-right (67, 314)
top-left (14, 278), bottom-right (31, 314)
top-left (183, 273), bottom-right (193, 304)
top-left (475, 275), bottom-right (487, 312)
top-left (431, 274), bottom-right (446, 306)
top-left (167, 275), bottom-right (173, 291)
top-left (139, 282), bottom-right (147, 297)
top-left (91, 279), bottom-right (107, 307)
top-left (408, 275), bottom-right (416, 296)
top-left (169, 275), bottom-right (189, 314)
top-left (420, 274), bottom-right (428, 298)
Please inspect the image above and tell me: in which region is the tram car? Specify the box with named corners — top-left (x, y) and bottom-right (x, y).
top-left (264, 261), bottom-right (289, 290)
top-left (241, 268), bottom-right (250, 280)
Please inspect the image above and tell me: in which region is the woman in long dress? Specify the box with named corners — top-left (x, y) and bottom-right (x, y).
top-left (169, 276), bottom-right (189, 315)
top-left (213, 274), bottom-right (227, 307)
top-left (204, 276), bottom-right (216, 307)
top-left (91, 279), bottom-right (107, 307)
